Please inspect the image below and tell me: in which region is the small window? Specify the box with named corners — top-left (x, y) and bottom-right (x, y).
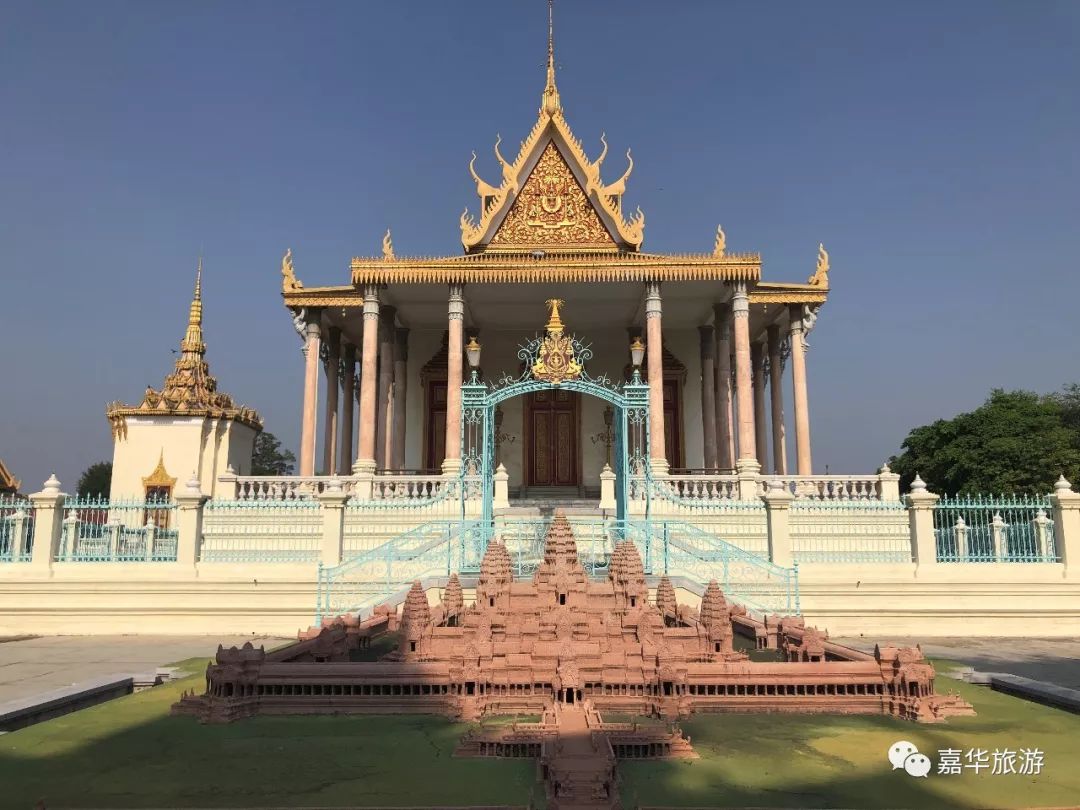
top-left (489, 597), bottom-right (495, 607)
top-left (559, 593), bottom-right (566, 605)
top-left (410, 641), bottom-right (416, 652)
top-left (630, 597), bottom-right (636, 607)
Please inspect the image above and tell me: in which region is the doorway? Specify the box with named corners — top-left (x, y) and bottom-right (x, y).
top-left (525, 390), bottom-right (580, 487)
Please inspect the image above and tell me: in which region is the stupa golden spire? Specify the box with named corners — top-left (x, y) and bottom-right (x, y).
top-left (540, 0), bottom-right (561, 116)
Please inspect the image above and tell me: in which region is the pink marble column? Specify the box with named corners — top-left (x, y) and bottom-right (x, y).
top-left (767, 325), bottom-right (788, 476)
top-left (713, 302), bottom-right (734, 471)
top-left (322, 327), bottom-right (340, 475)
top-left (645, 282), bottom-right (667, 473)
top-left (698, 325), bottom-right (717, 469)
top-left (299, 315), bottom-right (321, 476)
top-left (338, 342), bottom-right (355, 475)
top-left (392, 327), bottom-right (409, 470)
top-left (752, 341), bottom-right (769, 471)
top-left (731, 283), bottom-right (758, 469)
top-left (355, 287), bottom-right (380, 473)
top-left (442, 285), bottom-right (465, 474)
top-left (376, 306), bottom-right (396, 471)
top-left (788, 305), bottom-right (813, 475)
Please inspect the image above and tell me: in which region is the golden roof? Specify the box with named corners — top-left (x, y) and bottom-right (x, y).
top-left (107, 260), bottom-right (262, 431)
top-left (280, 3), bottom-right (827, 298)
top-left (0, 458), bottom-right (21, 494)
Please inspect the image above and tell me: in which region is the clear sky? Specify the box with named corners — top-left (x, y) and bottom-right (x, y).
top-left (2, 1), bottom-right (1079, 492)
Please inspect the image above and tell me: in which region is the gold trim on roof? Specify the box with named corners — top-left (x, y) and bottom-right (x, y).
top-left (281, 248), bottom-right (302, 292)
top-left (349, 251), bottom-right (760, 286)
top-left (459, 6), bottom-right (644, 251)
top-left (749, 291), bottom-right (829, 305)
top-left (808, 242), bottom-right (829, 287)
top-left (108, 260), bottom-right (263, 430)
top-left (142, 451), bottom-right (177, 490)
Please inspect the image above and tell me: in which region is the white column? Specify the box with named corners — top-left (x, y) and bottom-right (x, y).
top-left (175, 475), bottom-right (207, 569)
top-left (392, 327), bottom-right (409, 470)
top-left (752, 341), bottom-right (769, 471)
top-left (767, 325), bottom-right (787, 476)
top-left (731, 283), bottom-right (758, 473)
top-left (338, 342), bottom-right (355, 475)
top-left (698, 325), bottom-right (717, 469)
top-left (906, 475), bottom-right (939, 566)
top-left (442, 284), bottom-right (465, 475)
top-left (645, 281), bottom-right (667, 475)
top-left (29, 475), bottom-right (66, 574)
top-left (376, 306), bottom-right (396, 471)
top-left (788, 305), bottom-right (813, 475)
top-left (713, 302), bottom-right (734, 471)
top-left (299, 314), bottom-right (322, 476)
top-left (322, 327), bottom-right (340, 475)
top-left (354, 286), bottom-right (380, 474)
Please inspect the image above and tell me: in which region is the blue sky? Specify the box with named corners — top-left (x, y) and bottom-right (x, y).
top-left (2, 1), bottom-right (1078, 492)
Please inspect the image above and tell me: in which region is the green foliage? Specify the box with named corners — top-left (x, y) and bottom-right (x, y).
top-left (250, 431), bottom-right (296, 476)
top-left (890, 388), bottom-right (1080, 495)
top-left (76, 461), bottom-right (112, 497)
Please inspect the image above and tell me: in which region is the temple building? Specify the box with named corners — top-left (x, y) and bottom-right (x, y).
top-left (0, 460), bottom-right (21, 497)
top-left (280, 6), bottom-right (829, 498)
top-left (105, 260), bottom-right (262, 500)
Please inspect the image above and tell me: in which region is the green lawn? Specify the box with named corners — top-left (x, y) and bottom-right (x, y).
top-left (0, 658), bottom-right (537, 809)
top-left (4, 656), bottom-right (1079, 809)
top-left (619, 660), bottom-right (1080, 809)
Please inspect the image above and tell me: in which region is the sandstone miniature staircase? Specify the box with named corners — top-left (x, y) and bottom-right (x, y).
top-left (546, 701), bottom-right (620, 809)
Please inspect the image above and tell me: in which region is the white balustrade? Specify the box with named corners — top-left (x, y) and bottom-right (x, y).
top-left (758, 475), bottom-right (885, 501)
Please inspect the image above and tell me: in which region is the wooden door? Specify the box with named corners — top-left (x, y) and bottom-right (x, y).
top-left (424, 380), bottom-right (447, 471)
top-left (526, 390), bottom-right (579, 486)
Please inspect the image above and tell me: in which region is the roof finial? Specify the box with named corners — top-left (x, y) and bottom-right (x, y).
top-left (179, 256), bottom-right (206, 359)
top-left (541, 0), bottom-right (561, 116)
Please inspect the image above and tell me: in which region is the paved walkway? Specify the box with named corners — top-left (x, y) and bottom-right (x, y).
top-left (833, 636), bottom-right (1080, 691)
top-left (0, 635), bottom-right (289, 703)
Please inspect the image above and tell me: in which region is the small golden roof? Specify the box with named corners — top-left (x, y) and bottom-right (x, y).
top-left (107, 260), bottom-right (262, 430)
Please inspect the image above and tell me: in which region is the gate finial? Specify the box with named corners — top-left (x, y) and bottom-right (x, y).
top-left (544, 298), bottom-right (566, 333)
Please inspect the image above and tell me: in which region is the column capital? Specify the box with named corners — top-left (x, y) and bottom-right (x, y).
top-left (731, 283), bottom-right (749, 317)
top-left (448, 284), bottom-right (465, 320)
top-left (645, 281), bottom-right (662, 318)
top-left (363, 285), bottom-right (380, 318)
top-left (304, 318), bottom-right (322, 339)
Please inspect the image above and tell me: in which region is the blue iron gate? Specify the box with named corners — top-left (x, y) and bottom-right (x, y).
top-left (460, 326), bottom-right (651, 528)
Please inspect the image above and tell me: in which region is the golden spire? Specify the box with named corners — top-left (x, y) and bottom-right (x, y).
top-left (544, 298), bottom-right (566, 333)
top-left (540, 0), bottom-right (561, 116)
top-left (181, 257), bottom-right (205, 357)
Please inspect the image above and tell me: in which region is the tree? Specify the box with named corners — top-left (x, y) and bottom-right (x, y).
top-left (889, 388), bottom-right (1080, 495)
top-left (250, 432), bottom-right (296, 476)
top-left (77, 462), bottom-right (112, 498)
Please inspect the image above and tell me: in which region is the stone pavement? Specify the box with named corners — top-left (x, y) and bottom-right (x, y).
top-left (0, 635), bottom-right (289, 703)
top-left (833, 636), bottom-right (1080, 691)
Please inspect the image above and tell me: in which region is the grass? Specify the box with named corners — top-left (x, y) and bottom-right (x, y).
top-left (0, 658), bottom-right (537, 809)
top-left (4, 655), bottom-right (1080, 808)
top-left (618, 659), bottom-right (1080, 809)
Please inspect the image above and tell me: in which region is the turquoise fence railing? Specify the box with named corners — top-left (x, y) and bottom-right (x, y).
top-left (201, 499), bottom-right (322, 562)
top-left (0, 497), bottom-right (34, 563)
top-left (621, 518), bottom-right (799, 616)
top-left (790, 500), bottom-right (912, 563)
top-left (58, 496), bottom-right (178, 562)
top-left (316, 515), bottom-right (799, 624)
top-left (933, 494), bottom-right (1057, 562)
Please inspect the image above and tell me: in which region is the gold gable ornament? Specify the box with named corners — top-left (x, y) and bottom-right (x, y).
top-left (142, 450), bottom-right (178, 490)
top-left (531, 299), bottom-right (583, 385)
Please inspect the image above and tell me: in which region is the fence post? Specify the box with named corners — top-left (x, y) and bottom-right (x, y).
top-left (598, 464), bottom-right (616, 511)
top-left (905, 475), bottom-right (939, 566)
top-left (493, 464), bottom-right (510, 510)
top-left (318, 479), bottom-right (348, 567)
top-left (175, 474), bottom-right (208, 568)
top-left (878, 463), bottom-right (901, 501)
top-left (990, 512), bottom-right (1006, 560)
top-left (1050, 476), bottom-right (1080, 568)
top-left (737, 464), bottom-right (761, 501)
top-left (762, 479), bottom-right (795, 567)
top-left (1033, 509), bottom-right (1051, 560)
top-left (28, 475), bottom-right (66, 574)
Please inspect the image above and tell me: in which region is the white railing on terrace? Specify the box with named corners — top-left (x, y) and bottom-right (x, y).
top-left (760, 475), bottom-right (891, 501)
top-left (658, 474), bottom-right (740, 502)
top-left (222, 472), bottom-right (462, 505)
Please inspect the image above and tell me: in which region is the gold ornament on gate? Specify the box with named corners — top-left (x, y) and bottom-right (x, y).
top-left (531, 299), bottom-right (583, 384)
